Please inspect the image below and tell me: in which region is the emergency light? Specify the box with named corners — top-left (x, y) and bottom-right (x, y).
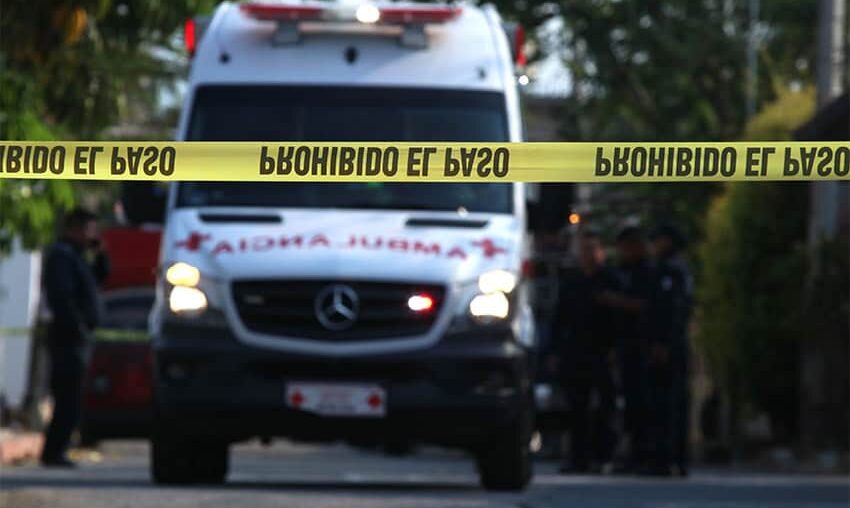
top-left (184, 18), bottom-right (196, 56)
top-left (183, 15), bottom-right (211, 58)
top-left (407, 293), bottom-right (435, 313)
top-left (239, 2), bottom-right (325, 21)
top-left (239, 1), bottom-right (462, 47)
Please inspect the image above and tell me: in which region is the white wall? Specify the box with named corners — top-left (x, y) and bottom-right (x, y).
top-left (0, 240), bottom-right (42, 410)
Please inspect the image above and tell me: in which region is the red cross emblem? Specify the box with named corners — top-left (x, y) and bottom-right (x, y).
top-left (175, 232), bottom-right (210, 252)
top-left (367, 392), bottom-right (383, 410)
top-left (289, 390), bottom-right (304, 408)
top-left (471, 238), bottom-right (506, 258)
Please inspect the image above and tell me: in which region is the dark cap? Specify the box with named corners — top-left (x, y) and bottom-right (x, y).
top-left (63, 207), bottom-right (97, 230)
top-left (616, 225), bottom-right (645, 243)
top-left (579, 226), bottom-right (602, 241)
top-left (650, 222), bottom-right (686, 252)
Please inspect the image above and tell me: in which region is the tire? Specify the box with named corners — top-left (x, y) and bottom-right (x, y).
top-left (477, 414), bottom-right (533, 491)
top-left (384, 441), bottom-right (418, 457)
top-left (78, 428), bottom-right (101, 449)
top-left (151, 431), bottom-right (229, 485)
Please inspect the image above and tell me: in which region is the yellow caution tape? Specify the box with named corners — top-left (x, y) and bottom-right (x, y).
top-left (0, 141), bottom-right (848, 182)
top-left (0, 327), bottom-right (148, 342)
top-left (0, 327), bottom-right (32, 337)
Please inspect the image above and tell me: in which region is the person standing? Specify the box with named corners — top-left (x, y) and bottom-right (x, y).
top-left (40, 208), bottom-right (109, 467)
top-left (552, 229), bottom-right (622, 474)
top-left (609, 226), bottom-right (655, 472)
top-left (646, 223), bottom-right (692, 477)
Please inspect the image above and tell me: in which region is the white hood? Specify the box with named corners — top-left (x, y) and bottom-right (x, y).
top-left (163, 208), bottom-right (523, 284)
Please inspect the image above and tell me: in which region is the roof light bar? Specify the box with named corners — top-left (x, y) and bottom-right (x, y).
top-left (378, 5), bottom-right (462, 24)
top-left (356, 3), bottom-right (381, 24)
top-left (239, 2), bottom-right (324, 21)
top-left (239, 1), bottom-right (461, 26)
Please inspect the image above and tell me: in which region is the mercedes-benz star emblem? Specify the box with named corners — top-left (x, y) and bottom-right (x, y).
top-left (314, 284), bottom-right (360, 331)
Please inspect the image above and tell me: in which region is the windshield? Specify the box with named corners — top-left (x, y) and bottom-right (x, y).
top-left (179, 86), bottom-right (512, 214)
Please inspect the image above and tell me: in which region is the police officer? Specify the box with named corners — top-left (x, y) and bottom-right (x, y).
top-left (40, 208), bottom-right (109, 467)
top-left (608, 225), bottom-right (654, 472)
top-left (646, 223), bottom-right (692, 477)
top-left (553, 229), bottom-right (622, 474)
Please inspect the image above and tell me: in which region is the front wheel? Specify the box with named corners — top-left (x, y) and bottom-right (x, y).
top-left (150, 430), bottom-right (229, 485)
top-left (476, 417), bottom-right (533, 491)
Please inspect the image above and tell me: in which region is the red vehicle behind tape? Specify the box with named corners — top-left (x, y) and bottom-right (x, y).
top-left (80, 226), bottom-right (160, 445)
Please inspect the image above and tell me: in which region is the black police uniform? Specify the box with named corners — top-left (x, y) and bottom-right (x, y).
top-left (647, 253), bottom-right (692, 473)
top-left (553, 265), bottom-right (623, 470)
top-left (41, 240), bottom-right (107, 463)
top-left (616, 259), bottom-right (655, 467)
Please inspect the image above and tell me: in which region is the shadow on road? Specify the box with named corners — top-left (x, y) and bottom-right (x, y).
top-left (1, 475), bottom-right (479, 493)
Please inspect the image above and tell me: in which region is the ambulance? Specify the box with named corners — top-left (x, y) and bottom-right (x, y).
top-left (150, 0), bottom-right (536, 490)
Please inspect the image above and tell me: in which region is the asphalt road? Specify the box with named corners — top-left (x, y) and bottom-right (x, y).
top-left (1, 441), bottom-right (848, 508)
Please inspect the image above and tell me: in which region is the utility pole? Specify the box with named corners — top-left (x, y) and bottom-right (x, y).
top-left (801, 0), bottom-right (846, 459)
top-left (809, 0), bottom-right (845, 244)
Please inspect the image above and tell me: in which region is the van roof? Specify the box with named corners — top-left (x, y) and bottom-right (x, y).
top-left (189, 2), bottom-right (512, 92)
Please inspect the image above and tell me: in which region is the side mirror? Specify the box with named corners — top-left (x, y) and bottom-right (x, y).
top-left (121, 183), bottom-right (167, 225)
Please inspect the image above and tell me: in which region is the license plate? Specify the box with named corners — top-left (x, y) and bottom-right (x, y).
top-left (285, 382), bottom-right (386, 418)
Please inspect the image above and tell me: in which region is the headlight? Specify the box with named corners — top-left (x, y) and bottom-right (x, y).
top-left (478, 270), bottom-right (517, 294)
top-left (166, 262), bottom-right (201, 287)
top-left (469, 292), bottom-right (510, 320)
top-left (169, 286), bottom-right (208, 314)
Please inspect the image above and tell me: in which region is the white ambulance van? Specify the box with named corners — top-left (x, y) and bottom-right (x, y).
top-left (150, 0), bottom-right (536, 490)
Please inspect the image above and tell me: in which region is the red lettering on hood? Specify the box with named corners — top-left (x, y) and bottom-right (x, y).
top-left (175, 232), bottom-right (210, 252)
top-left (174, 232), bottom-right (508, 260)
top-left (211, 240), bottom-right (234, 256)
top-left (472, 238), bottom-right (506, 258)
top-left (280, 235), bottom-right (304, 248)
top-left (359, 236), bottom-right (383, 249)
top-left (446, 247), bottom-right (467, 259)
top-left (309, 234), bottom-right (330, 247)
top-left (388, 239), bottom-right (409, 251)
top-left (253, 236), bottom-right (275, 251)
top-left (413, 241), bottom-right (440, 255)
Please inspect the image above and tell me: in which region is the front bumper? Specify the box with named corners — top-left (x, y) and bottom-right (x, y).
top-left (153, 325), bottom-right (532, 448)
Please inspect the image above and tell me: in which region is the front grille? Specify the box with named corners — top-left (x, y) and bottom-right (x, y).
top-left (232, 280), bottom-right (445, 342)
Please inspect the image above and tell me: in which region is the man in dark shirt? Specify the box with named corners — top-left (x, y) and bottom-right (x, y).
top-left (553, 229), bottom-right (622, 473)
top-left (646, 223), bottom-right (693, 477)
top-left (40, 208), bottom-right (109, 467)
top-left (609, 225), bottom-right (655, 472)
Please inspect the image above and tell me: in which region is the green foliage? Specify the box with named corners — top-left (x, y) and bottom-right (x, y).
top-left (697, 182), bottom-right (808, 438)
top-left (490, 0), bottom-right (820, 253)
top-left (0, 181), bottom-right (75, 254)
top-left (742, 86), bottom-right (816, 141)
top-left (696, 88), bottom-right (816, 439)
top-left (0, 0), bottom-right (215, 254)
top-left (758, 0), bottom-right (819, 86)
top-left (1, 0), bottom-right (215, 139)
top-left (0, 67), bottom-right (75, 255)
top-left (493, 0), bottom-right (760, 140)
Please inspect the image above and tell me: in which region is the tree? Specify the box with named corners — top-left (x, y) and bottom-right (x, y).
top-left (696, 87), bottom-right (815, 444)
top-left (0, 0), bottom-right (214, 252)
top-left (490, 0), bottom-right (820, 247)
top-left (699, 181), bottom-right (808, 441)
top-left (0, 67), bottom-right (74, 254)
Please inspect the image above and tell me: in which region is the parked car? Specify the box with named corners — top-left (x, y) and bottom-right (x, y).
top-left (79, 227), bottom-right (161, 446)
top-left (80, 287), bottom-right (156, 445)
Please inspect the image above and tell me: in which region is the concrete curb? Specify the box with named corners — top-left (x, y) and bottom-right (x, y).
top-left (0, 431), bottom-right (43, 465)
